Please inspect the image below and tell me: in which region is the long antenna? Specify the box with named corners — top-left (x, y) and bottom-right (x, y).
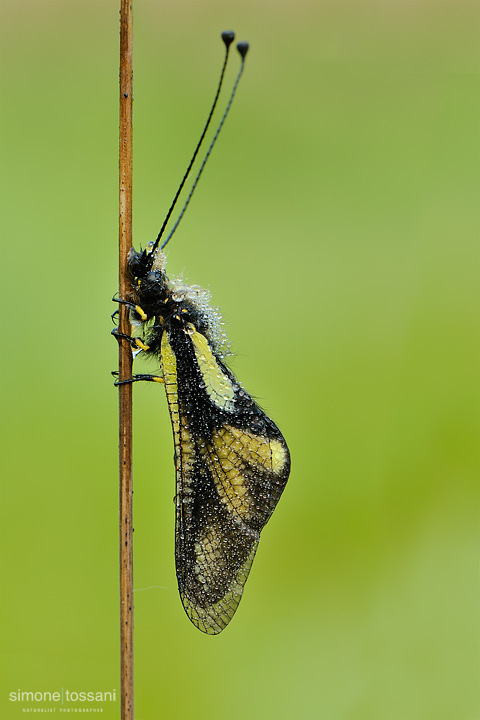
top-left (148, 31), bottom-right (235, 266)
top-left (160, 41), bottom-right (249, 251)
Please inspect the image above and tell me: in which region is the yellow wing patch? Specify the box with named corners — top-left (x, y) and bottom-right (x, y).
top-left (185, 323), bottom-right (236, 411)
top-left (204, 425), bottom-right (288, 522)
top-left (160, 331), bottom-right (180, 435)
top-left (215, 426), bottom-right (288, 475)
top-left (160, 331), bottom-right (197, 514)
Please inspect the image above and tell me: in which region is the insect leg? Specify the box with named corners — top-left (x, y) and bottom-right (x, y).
top-left (112, 295), bottom-right (148, 321)
top-left (111, 328), bottom-right (150, 352)
top-left (112, 371), bottom-right (164, 386)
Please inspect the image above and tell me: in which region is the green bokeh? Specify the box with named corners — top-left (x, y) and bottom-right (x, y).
top-left (0, 1), bottom-right (478, 719)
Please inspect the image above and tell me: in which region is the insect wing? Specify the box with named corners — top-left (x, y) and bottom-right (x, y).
top-left (160, 325), bottom-right (290, 634)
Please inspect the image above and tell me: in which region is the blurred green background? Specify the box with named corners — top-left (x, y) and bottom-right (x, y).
top-left (0, 1), bottom-right (478, 719)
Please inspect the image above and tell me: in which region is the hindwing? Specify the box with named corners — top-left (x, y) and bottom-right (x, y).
top-left (160, 325), bottom-right (290, 634)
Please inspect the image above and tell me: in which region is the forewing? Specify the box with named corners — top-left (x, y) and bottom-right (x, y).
top-left (161, 326), bottom-right (290, 634)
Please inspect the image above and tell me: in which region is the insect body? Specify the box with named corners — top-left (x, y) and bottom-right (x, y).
top-left (119, 246), bottom-right (290, 634)
top-left (113, 32), bottom-right (290, 634)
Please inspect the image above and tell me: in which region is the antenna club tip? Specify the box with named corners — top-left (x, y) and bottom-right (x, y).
top-left (236, 41), bottom-right (249, 59)
top-left (221, 31), bottom-right (235, 47)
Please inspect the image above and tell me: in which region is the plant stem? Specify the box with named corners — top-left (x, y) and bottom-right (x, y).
top-left (119, 1), bottom-right (134, 718)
